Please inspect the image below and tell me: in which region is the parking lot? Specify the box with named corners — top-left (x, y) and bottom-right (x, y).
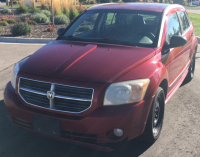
top-left (0, 42), bottom-right (200, 157)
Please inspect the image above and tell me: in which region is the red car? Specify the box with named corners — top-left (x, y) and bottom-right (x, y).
top-left (4, 3), bottom-right (198, 151)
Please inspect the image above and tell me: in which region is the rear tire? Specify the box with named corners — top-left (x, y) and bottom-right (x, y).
top-left (138, 87), bottom-right (165, 143)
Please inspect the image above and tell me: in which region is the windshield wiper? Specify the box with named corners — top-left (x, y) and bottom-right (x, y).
top-left (98, 38), bottom-right (130, 44)
top-left (59, 35), bottom-right (84, 41)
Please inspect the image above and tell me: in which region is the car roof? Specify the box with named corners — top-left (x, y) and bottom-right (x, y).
top-left (88, 3), bottom-right (181, 13)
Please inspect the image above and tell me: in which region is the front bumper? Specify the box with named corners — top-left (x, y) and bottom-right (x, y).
top-left (4, 82), bottom-right (153, 150)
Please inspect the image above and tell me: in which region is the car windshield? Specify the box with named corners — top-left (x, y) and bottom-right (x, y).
top-left (61, 10), bottom-right (162, 48)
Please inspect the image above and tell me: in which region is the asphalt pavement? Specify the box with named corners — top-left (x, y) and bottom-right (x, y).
top-left (0, 43), bottom-right (200, 157)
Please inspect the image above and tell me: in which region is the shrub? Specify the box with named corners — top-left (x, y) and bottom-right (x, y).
top-left (76, 6), bottom-right (86, 13)
top-left (47, 24), bottom-right (56, 32)
top-left (29, 7), bottom-right (40, 13)
top-left (77, 26), bottom-right (91, 32)
top-left (112, 0), bottom-right (119, 2)
top-left (1, 8), bottom-right (11, 14)
top-left (20, 13), bottom-right (32, 21)
top-left (0, 16), bottom-right (7, 21)
top-left (0, 21), bottom-right (9, 26)
top-left (28, 20), bottom-right (37, 25)
top-left (40, 10), bottom-right (51, 17)
top-left (99, 0), bottom-right (111, 2)
top-left (69, 7), bottom-right (79, 21)
top-left (183, 1), bottom-right (189, 5)
top-left (16, 5), bottom-right (28, 14)
top-left (89, 0), bottom-right (95, 4)
top-left (11, 22), bottom-right (32, 36)
top-left (54, 14), bottom-right (70, 24)
top-left (7, 19), bottom-right (17, 24)
top-left (63, 8), bottom-right (70, 17)
top-left (32, 13), bottom-right (50, 23)
top-left (0, 26), bottom-right (2, 32)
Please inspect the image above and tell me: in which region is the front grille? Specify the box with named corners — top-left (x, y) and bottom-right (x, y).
top-left (19, 78), bottom-right (94, 113)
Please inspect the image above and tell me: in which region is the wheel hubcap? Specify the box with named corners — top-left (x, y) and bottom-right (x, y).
top-left (153, 100), bottom-right (161, 137)
top-left (153, 100), bottom-right (160, 126)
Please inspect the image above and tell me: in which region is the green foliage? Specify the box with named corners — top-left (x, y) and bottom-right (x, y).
top-left (183, 0), bottom-right (189, 6)
top-left (20, 13), bottom-right (32, 21)
top-left (7, 19), bottom-right (17, 24)
top-left (54, 14), bottom-right (70, 25)
top-left (63, 8), bottom-right (70, 17)
top-left (77, 26), bottom-right (91, 32)
top-left (11, 22), bottom-right (32, 36)
top-left (112, 0), bottom-right (119, 2)
top-left (40, 10), bottom-right (51, 17)
top-left (0, 26), bottom-right (2, 32)
top-left (16, 5), bottom-right (28, 14)
top-left (79, 0), bottom-right (87, 3)
top-left (0, 21), bottom-right (9, 26)
top-left (28, 20), bottom-right (37, 25)
top-left (1, 8), bottom-right (11, 14)
top-left (99, 0), bottom-right (111, 2)
top-left (29, 7), bottom-right (40, 13)
top-left (32, 13), bottom-right (50, 23)
top-left (188, 13), bottom-right (200, 36)
top-left (69, 7), bottom-right (79, 21)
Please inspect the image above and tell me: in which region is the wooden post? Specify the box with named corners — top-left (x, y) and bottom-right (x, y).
top-left (11, 0), bottom-right (14, 15)
top-left (51, 0), bottom-right (54, 26)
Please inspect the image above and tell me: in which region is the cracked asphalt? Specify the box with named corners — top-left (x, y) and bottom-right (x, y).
top-left (0, 42), bottom-right (200, 157)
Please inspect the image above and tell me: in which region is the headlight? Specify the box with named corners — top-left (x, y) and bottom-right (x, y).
top-left (103, 79), bottom-right (150, 106)
top-left (11, 57), bottom-right (29, 89)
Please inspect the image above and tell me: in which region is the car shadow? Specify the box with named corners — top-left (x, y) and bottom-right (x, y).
top-left (0, 100), bottom-right (152, 157)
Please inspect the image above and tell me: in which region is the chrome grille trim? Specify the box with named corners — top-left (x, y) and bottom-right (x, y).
top-left (18, 77), bottom-right (94, 113)
top-left (20, 87), bottom-right (47, 95)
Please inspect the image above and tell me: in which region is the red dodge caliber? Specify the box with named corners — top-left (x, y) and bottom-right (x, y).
top-left (4, 3), bottom-right (198, 151)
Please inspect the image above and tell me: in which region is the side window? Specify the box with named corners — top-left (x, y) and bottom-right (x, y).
top-left (178, 11), bottom-right (190, 33)
top-left (165, 13), bottom-right (182, 44)
top-left (105, 13), bottom-right (116, 26)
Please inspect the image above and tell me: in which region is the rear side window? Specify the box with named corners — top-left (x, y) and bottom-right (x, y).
top-left (178, 11), bottom-right (190, 33)
top-left (165, 12), bottom-right (182, 44)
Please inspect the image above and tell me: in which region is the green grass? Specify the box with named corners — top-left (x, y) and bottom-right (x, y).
top-left (1, 5), bottom-right (20, 9)
top-left (188, 13), bottom-right (200, 36)
top-left (82, 4), bottom-right (95, 8)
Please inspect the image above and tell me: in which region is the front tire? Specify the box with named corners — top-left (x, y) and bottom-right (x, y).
top-left (139, 87), bottom-right (165, 143)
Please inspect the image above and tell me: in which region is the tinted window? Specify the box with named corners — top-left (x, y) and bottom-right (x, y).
top-left (63, 10), bottom-right (162, 48)
top-left (178, 11), bottom-right (190, 33)
top-left (165, 13), bottom-right (182, 44)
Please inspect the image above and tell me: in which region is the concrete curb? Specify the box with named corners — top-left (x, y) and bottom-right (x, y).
top-left (0, 37), bottom-right (56, 44)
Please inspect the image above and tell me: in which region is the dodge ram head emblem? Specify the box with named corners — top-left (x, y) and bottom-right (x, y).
top-left (47, 91), bottom-right (55, 100)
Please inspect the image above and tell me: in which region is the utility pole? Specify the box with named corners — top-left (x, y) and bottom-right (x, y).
top-left (51, 0), bottom-right (54, 26)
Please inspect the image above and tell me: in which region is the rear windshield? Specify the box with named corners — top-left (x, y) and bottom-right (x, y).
top-left (61, 10), bottom-right (162, 48)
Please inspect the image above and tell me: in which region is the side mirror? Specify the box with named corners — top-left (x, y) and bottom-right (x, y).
top-left (57, 28), bottom-right (65, 36)
top-left (162, 35), bottom-right (187, 54)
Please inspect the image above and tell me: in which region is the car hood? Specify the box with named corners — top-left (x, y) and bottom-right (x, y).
top-left (20, 40), bottom-right (155, 83)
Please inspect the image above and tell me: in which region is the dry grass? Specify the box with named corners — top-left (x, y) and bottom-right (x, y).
top-left (38, 0), bottom-right (77, 15)
top-left (62, 0), bottom-right (76, 13)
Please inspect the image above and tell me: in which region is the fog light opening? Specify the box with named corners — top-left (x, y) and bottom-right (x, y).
top-left (113, 128), bottom-right (124, 137)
